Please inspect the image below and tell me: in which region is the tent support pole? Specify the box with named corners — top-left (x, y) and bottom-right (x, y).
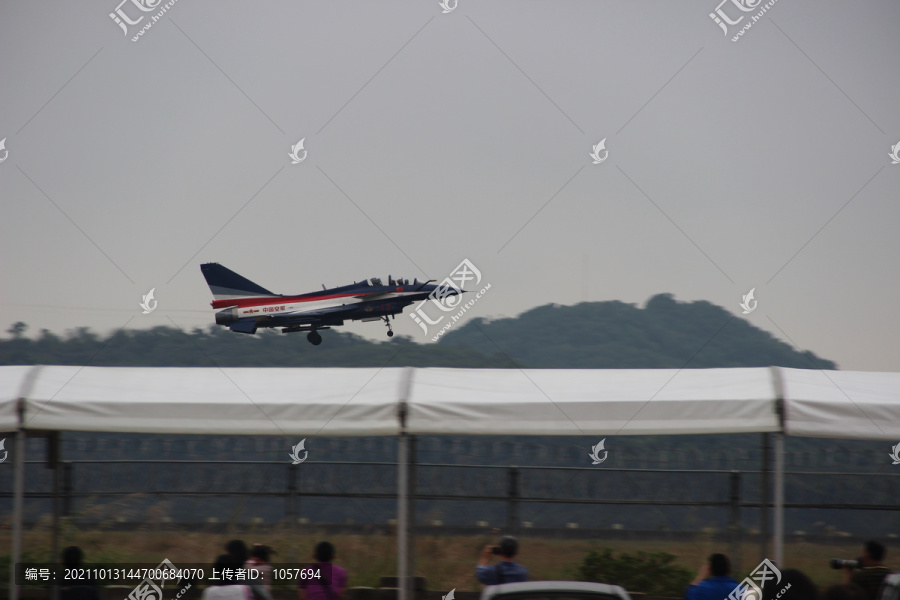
top-left (398, 432), bottom-right (409, 600)
top-left (774, 433), bottom-right (784, 565)
top-left (769, 365), bottom-right (786, 565)
top-left (408, 435), bottom-right (417, 593)
top-left (11, 399), bottom-right (25, 600)
top-left (759, 432), bottom-right (770, 561)
top-left (397, 368), bottom-right (414, 600)
top-left (50, 432), bottom-right (61, 600)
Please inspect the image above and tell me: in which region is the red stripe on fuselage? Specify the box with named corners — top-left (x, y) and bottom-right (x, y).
top-left (211, 292), bottom-right (363, 310)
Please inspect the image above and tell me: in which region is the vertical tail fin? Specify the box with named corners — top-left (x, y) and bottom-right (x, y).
top-left (200, 263), bottom-right (276, 301)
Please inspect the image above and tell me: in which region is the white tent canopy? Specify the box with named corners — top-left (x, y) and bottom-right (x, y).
top-left (3, 365), bottom-right (899, 600)
top-left (779, 368), bottom-right (900, 439)
top-left (0, 365), bottom-right (405, 435)
top-left (409, 367), bottom-right (781, 435)
top-left (5, 365), bottom-right (898, 437)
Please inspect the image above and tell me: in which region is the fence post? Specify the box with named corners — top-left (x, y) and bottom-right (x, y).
top-left (62, 462), bottom-right (73, 517)
top-left (729, 470), bottom-right (741, 573)
top-left (507, 466), bottom-right (519, 535)
top-left (287, 463), bottom-right (297, 524)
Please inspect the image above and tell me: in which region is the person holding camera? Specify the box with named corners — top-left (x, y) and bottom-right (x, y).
top-left (476, 536), bottom-right (528, 585)
top-left (840, 541), bottom-right (891, 600)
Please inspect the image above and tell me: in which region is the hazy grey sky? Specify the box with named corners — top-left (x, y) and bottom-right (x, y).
top-left (2, 0), bottom-right (898, 370)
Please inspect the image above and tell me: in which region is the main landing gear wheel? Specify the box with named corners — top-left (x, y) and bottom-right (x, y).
top-left (383, 315), bottom-right (394, 338)
top-left (307, 331), bottom-right (322, 345)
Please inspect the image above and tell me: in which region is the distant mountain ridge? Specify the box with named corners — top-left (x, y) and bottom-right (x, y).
top-left (1, 293), bottom-right (835, 369)
top-left (437, 293), bottom-right (836, 369)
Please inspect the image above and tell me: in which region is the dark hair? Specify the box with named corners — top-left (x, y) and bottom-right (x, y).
top-left (499, 536), bottom-right (518, 558)
top-left (315, 541), bottom-right (335, 563)
top-left (709, 554), bottom-right (731, 577)
top-left (251, 544), bottom-right (272, 563)
top-left (865, 541), bottom-right (886, 562)
top-left (214, 555), bottom-right (243, 585)
top-left (61, 546), bottom-right (83, 569)
top-left (823, 585), bottom-right (867, 600)
top-left (225, 540), bottom-right (248, 564)
top-left (763, 569), bottom-right (817, 600)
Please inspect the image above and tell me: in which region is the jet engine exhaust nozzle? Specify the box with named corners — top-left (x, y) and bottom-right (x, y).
top-left (215, 308), bottom-right (238, 325)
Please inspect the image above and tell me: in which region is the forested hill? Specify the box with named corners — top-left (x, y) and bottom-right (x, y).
top-left (1, 294), bottom-right (835, 368)
top-left (437, 293), bottom-right (836, 369)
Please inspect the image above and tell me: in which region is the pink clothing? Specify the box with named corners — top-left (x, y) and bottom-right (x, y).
top-left (243, 560), bottom-right (273, 592)
top-left (298, 563), bottom-right (347, 600)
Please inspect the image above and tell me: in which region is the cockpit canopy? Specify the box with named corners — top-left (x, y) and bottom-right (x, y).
top-left (369, 277), bottom-right (414, 287)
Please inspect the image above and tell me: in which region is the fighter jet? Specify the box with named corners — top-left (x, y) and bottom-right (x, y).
top-left (201, 263), bottom-right (460, 345)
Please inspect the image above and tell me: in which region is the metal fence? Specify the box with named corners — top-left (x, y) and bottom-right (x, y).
top-left (4, 459), bottom-right (898, 535)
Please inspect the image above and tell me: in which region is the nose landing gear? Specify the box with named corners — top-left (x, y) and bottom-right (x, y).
top-left (307, 330), bottom-right (322, 345)
top-left (384, 315), bottom-right (394, 337)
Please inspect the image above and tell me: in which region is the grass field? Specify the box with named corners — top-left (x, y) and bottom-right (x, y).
top-left (1, 526), bottom-right (895, 593)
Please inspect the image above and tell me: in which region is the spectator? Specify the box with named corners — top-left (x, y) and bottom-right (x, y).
top-left (824, 585), bottom-right (868, 600)
top-left (476, 536), bottom-right (528, 585)
top-left (245, 544), bottom-right (275, 592)
top-left (202, 555), bottom-right (252, 600)
top-left (60, 546), bottom-right (100, 600)
top-left (226, 540), bottom-right (250, 564)
top-left (762, 569), bottom-right (818, 600)
top-left (875, 574), bottom-right (900, 600)
top-left (844, 542), bottom-right (892, 600)
top-left (225, 540), bottom-right (274, 600)
top-left (299, 542), bottom-right (348, 600)
top-left (684, 554), bottom-right (738, 600)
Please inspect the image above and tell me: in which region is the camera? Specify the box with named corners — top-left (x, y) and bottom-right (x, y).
top-left (491, 546), bottom-right (502, 555)
top-left (829, 558), bottom-right (862, 570)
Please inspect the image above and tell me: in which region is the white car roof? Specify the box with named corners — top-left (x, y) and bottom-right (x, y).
top-left (479, 580), bottom-right (631, 600)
